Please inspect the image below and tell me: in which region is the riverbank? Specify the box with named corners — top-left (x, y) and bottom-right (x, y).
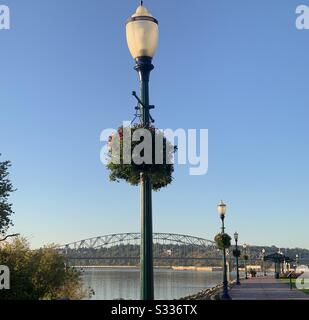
top-left (172, 266), bottom-right (222, 272)
top-left (179, 280), bottom-right (237, 300)
top-left (75, 265), bottom-right (174, 270)
top-left (75, 265), bottom-right (225, 271)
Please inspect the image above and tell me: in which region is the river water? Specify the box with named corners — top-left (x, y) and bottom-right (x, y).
top-left (81, 267), bottom-right (237, 300)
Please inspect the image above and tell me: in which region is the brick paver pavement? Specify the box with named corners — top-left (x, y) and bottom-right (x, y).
top-left (229, 276), bottom-right (309, 300)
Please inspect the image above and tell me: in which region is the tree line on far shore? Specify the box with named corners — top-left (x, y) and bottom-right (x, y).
top-left (65, 243), bottom-right (309, 267)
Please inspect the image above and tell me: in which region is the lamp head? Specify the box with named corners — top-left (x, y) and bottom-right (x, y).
top-left (126, 2), bottom-right (159, 60)
top-left (234, 232), bottom-right (238, 241)
top-left (217, 200), bottom-right (227, 219)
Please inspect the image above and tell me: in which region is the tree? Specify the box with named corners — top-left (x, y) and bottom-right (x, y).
top-left (0, 155), bottom-right (14, 235)
top-left (0, 238), bottom-right (89, 300)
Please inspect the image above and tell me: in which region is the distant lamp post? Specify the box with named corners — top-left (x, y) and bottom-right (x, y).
top-left (296, 254), bottom-right (299, 267)
top-left (243, 243), bottom-right (248, 279)
top-left (217, 200), bottom-right (231, 300)
top-left (234, 232), bottom-right (241, 285)
top-left (262, 248), bottom-right (266, 276)
top-left (126, 1), bottom-right (159, 300)
top-left (278, 249), bottom-right (284, 274)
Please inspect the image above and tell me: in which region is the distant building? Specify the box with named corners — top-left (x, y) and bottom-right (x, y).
top-left (247, 265), bottom-right (261, 271)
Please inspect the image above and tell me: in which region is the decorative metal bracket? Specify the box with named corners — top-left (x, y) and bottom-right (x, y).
top-left (132, 91), bottom-right (155, 124)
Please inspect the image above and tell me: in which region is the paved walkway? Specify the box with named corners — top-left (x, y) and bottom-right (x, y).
top-left (229, 276), bottom-right (309, 300)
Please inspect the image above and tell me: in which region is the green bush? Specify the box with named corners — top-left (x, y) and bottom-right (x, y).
top-left (0, 237), bottom-right (89, 300)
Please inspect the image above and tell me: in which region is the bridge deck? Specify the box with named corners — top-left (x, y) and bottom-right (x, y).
top-left (230, 276), bottom-right (309, 300)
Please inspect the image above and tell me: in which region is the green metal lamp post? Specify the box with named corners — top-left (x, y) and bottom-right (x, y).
top-left (126, 2), bottom-right (158, 300)
top-left (279, 250), bottom-right (285, 274)
top-left (243, 243), bottom-right (248, 279)
top-left (262, 248), bottom-right (266, 276)
top-left (234, 232), bottom-right (241, 285)
top-left (217, 200), bottom-right (231, 300)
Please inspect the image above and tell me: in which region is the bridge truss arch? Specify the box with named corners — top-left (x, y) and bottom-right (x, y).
top-left (57, 233), bottom-right (222, 265)
top-left (58, 232), bottom-right (215, 251)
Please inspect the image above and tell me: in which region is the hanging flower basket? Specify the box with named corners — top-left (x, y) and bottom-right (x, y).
top-left (106, 124), bottom-right (177, 191)
top-left (233, 249), bottom-right (241, 258)
top-left (214, 233), bottom-right (231, 250)
top-left (243, 254), bottom-right (249, 261)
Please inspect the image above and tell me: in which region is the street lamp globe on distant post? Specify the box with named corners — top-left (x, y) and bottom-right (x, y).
top-left (126, 1), bottom-right (159, 300)
top-left (217, 200), bottom-right (231, 300)
top-left (234, 232), bottom-right (241, 285)
top-left (217, 200), bottom-right (227, 230)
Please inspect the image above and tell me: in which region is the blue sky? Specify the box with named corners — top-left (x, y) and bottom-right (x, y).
top-left (1, 0), bottom-right (308, 249)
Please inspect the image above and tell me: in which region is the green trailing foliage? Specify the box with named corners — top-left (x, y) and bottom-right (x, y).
top-left (243, 254), bottom-right (249, 261)
top-left (214, 233), bottom-right (231, 250)
top-left (106, 124), bottom-right (177, 191)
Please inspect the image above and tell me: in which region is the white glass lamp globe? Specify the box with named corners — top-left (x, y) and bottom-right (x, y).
top-left (217, 200), bottom-right (227, 216)
top-left (126, 2), bottom-right (159, 60)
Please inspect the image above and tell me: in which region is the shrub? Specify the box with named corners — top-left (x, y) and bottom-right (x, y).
top-left (0, 237), bottom-right (89, 300)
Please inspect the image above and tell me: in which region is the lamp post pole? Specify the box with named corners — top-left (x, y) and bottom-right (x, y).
top-left (126, 2), bottom-right (159, 300)
top-left (262, 248), bottom-right (266, 276)
top-left (243, 244), bottom-right (248, 279)
top-left (234, 232), bottom-right (240, 285)
top-left (136, 57), bottom-right (154, 300)
top-left (217, 201), bottom-right (230, 300)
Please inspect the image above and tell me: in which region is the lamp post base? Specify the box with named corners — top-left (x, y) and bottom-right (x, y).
top-left (222, 279), bottom-right (230, 300)
top-left (221, 292), bottom-right (231, 300)
top-left (236, 280), bottom-right (241, 285)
